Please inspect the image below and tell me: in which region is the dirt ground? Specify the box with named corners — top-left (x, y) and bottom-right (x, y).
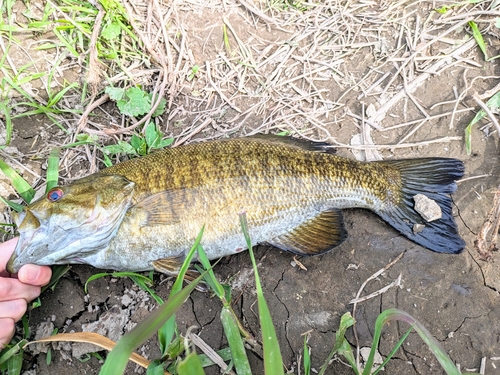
top-left (2, 1), bottom-right (500, 374)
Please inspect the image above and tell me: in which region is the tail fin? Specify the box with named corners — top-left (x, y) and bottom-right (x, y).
top-left (376, 158), bottom-right (465, 254)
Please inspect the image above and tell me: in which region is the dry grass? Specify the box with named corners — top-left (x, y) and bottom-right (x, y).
top-left (1, 0), bottom-right (500, 372)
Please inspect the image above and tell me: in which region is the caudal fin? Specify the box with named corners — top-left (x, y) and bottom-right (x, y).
top-left (376, 158), bottom-right (465, 254)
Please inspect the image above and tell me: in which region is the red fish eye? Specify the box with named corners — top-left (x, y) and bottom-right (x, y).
top-left (47, 188), bottom-right (64, 202)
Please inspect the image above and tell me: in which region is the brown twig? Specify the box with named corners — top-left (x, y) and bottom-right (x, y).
top-left (474, 186), bottom-right (500, 260)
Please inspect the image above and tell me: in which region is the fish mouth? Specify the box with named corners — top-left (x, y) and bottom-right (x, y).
top-left (6, 230), bottom-right (85, 274)
top-left (6, 223), bottom-right (45, 274)
top-left (6, 207), bottom-right (81, 273)
top-left (7, 209), bottom-right (42, 273)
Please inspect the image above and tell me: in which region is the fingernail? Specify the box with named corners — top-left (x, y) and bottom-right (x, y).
top-left (22, 266), bottom-right (41, 283)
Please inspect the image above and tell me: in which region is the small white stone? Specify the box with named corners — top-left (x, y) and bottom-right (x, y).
top-left (413, 194), bottom-right (442, 222)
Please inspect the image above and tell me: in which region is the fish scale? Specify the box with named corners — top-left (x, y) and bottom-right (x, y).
top-left (7, 136), bottom-right (465, 275)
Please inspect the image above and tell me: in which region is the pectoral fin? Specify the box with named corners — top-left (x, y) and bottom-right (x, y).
top-left (268, 209), bottom-right (347, 256)
top-left (133, 189), bottom-right (189, 225)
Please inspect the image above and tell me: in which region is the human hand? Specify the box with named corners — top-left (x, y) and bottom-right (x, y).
top-left (0, 238), bottom-right (52, 349)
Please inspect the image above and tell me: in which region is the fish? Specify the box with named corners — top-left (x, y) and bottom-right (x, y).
top-left (7, 136), bottom-right (465, 275)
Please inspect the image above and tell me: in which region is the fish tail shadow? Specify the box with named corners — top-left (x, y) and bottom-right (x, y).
top-left (376, 158), bottom-right (465, 254)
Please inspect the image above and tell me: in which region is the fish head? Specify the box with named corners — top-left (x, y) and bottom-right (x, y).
top-left (7, 175), bottom-right (135, 273)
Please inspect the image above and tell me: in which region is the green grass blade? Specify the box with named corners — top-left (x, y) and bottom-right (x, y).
top-left (465, 90), bottom-right (500, 155)
top-left (372, 326), bottom-right (413, 375)
top-left (197, 245), bottom-right (225, 299)
top-left (319, 312), bottom-right (356, 375)
top-left (220, 307), bottom-right (252, 375)
top-left (0, 340), bottom-right (27, 366)
top-left (468, 21), bottom-right (487, 60)
top-left (99, 274), bottom-right (203, 375)
top-left (303, 334), bottom-right (311, 375)
top-left (223, 24), bottom-right (231, 55)
top-left (338, 339), bottom-right (357, 373)
top-left (6, 348), bottom-right (23, 375)
top-left (45, 148), bottom-right (60, 192)
top-left (129, 275), bottom-right (163, 305)
top-left (0, 196), bottom-right (24, 212)
top-left (52, 28), bottom-right (79, 57)
top-left (362, 308), bottom-right (462, 375)
top-left (0, 160), bottom-right (35, 203)
top-left (0, 101), bottom-right (12, 145)
top-left (42, 265), bottom-right (71, 293)
top-left (84, 272), bottom-right (153, 293)
top-left (159, 226), bottom-right (205, 357)
top-left (239, 212), bottom-right (284, 375)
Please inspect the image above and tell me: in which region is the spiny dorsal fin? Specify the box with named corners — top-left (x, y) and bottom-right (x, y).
top-left (267, 209), bottom-right (346, 256)
top-left (248, 134), bottom-right (336, 154)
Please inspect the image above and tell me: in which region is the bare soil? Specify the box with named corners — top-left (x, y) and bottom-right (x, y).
top-left (2, 1), bottom-right (500, 374)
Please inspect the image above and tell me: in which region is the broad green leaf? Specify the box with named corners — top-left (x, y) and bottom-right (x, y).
top-left (145, 122), bottom-right (159, 148)
top-left (146, 359), bottom-right (165, 375)
top-left (337, 339), bottom-right (357, 372)
top-left (0, 340), bottom-right (27, 366)
top-left (6, 348), bottom-right (23, 375)
top-left (101, 21), bottom-right (121, 40)
top-left (0, 160), bottom-right (35, 203)
top-left (105, 86), bottom-right (125, 101)
top-left (102, 140), bottom-right (137, 156)
top-left (177, 351), bottom-right (205, 375)
top-left (150, 95), bottom-right (167, 117)
top-left (158, 138), bottom-right (174, 148)
top-left (130, 134), bottom-right (143, 150)
top-left (117, 87), bottom-right (151, 117)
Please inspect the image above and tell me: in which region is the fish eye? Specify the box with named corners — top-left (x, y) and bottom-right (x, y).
top-left (47, 188), bottom-right (64, 202)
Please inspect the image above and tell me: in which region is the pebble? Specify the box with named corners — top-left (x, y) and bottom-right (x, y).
top-left (413, 194), bottom-right (442, 222)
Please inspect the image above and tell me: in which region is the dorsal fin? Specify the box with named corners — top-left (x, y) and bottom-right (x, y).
top-left (267, 209), bottom-right (346, 256)
top-left (248, 134), bottom-right (336, 154)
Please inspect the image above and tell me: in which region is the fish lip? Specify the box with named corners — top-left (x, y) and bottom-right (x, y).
top-left (6, 233), bottom-right (31, 273)
top-left (7, 209), bottom-right (46, 273)
top-left (12, 210), bottom-right (25, 227)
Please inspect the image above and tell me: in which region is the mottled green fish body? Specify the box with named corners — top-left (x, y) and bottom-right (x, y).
top-left (7, 136), bottom-right (465, 275)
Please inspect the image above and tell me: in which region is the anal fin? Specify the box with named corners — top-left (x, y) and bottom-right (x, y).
top-left (153, 255), bottom-right (207, 291)
top-left (268, 209), bottom-right (347, 256)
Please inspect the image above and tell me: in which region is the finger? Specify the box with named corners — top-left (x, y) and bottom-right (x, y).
top-left (0, 238), bottom-right (18, 275)
top-left (0, 317), bottom-right (15, 349)
top-left (0, 278), bottom-right (41, 302)
top-left (18, 265), bottom-right (52, 287)
top-left (0, 299), bottom-right (27, 321)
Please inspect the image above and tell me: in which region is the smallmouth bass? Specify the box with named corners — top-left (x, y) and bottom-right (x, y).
top-left (7, 136), bottom-right (465, 275)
